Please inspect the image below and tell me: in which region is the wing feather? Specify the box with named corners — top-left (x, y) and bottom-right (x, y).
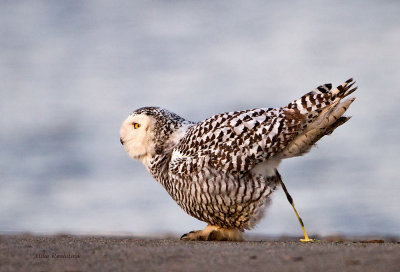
top-left (172, 108), bottom-right (302, 176)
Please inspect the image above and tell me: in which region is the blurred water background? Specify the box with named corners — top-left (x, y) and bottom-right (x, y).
top-left (1, 0), bottom-right (399, 237)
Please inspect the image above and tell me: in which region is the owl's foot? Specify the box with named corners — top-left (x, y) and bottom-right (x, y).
top-left (180, 225), bottom-right (243, 241)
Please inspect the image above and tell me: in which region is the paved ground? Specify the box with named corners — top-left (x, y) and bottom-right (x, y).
top-left (0, 234), bottom-right (399, 272)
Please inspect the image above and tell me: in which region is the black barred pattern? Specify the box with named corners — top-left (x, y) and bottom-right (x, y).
top-left (150, 153), bottom-right (279, 230)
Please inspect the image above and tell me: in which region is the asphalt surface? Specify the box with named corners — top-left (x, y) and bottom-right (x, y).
top-left (0, 234), bottom-right (399, 272)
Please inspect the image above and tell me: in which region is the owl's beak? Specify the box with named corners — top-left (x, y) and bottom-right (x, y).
top-left (120, 137), bottom-right (125, 145)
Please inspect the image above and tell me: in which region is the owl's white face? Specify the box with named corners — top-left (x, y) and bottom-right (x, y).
top-left (120, 113), bottom-right (156, 162)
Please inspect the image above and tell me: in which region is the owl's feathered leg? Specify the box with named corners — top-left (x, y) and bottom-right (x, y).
top-left (275, 170), bottom-right (314, 243)
top-left (180, 225), bottom-right (243, 241)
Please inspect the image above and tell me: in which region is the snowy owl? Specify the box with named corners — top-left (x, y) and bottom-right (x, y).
top-left (120, 78), bottom-right (357, 241)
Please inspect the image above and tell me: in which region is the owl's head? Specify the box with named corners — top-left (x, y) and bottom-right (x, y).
top-left (120, 110), bottom-right (156, 162)
top-left (120, 107), bottom-right (192, 164)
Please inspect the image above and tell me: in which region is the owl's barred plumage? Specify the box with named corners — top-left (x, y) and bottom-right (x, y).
top-left (120, 78), bottom-right (358, 241)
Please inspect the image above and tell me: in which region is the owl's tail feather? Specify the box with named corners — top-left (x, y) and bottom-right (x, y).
top-left (306, 116), bottom-right (351, 147)
top-left (281, 78), bottom-right (357, 158)
top-left (286, 78), bottom-right (357, 115)
top-left (332, 78), bottom-right (358, 99)
top-left (282, 97), bottom-right (355, 157)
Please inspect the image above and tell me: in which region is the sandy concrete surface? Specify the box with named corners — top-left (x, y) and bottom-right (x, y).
top-left (0, 234), bottom-right (399, 272)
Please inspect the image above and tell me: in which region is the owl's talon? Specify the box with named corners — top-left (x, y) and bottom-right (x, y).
top-left (180, 230), bottom-right (195, 239)
top-left (180, 230), bottom-right (204, 241)
top-left (180, 225), bottom-right (243, 241)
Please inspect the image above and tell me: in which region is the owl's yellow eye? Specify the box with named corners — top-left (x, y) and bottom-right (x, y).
top-left (133, 123), bottom-right (141, 129)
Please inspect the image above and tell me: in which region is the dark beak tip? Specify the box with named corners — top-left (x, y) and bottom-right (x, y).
top-left (120, 137), bottom-right (124, 145)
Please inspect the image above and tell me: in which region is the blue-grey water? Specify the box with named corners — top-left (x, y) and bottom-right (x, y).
top-left (1, 0), bottom-right (399, 237)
